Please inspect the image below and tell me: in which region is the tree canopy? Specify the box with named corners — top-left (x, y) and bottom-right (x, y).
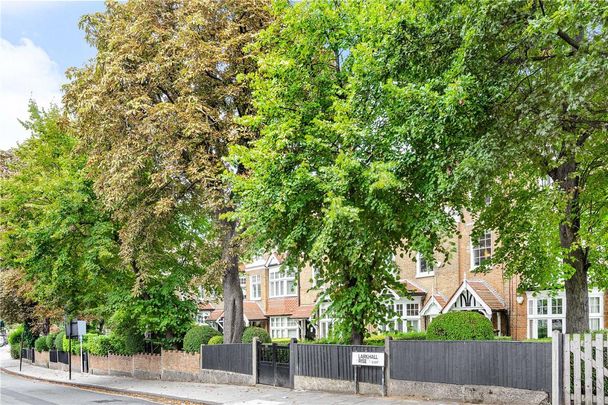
top-left (64, 0), bottom-right (272, 342)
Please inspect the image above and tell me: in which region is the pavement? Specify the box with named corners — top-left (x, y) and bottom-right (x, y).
top-left (0, 347), bottom-right (466, 405)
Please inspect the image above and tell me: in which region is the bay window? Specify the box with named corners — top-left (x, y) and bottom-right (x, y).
top-left (269, 268), bottom-right (296, 297)
top-left (270, 316), bottom-right (299, 339)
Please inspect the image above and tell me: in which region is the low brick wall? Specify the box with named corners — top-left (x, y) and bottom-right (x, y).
top-left (89, 354), bottom-right (109, 375)
top-left (133, 353), bottom-right (161, 380)
top-left (108, 354), bottom-right (133, 377)
top-left (161, 350), bottom-right (200, 381)
top-left (35, 351), bottom-right (49, 368)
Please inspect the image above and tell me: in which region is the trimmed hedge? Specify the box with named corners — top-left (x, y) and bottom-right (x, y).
top-left (89, 335), bottom-right (112, 356)
top-left (55, 331), bottom-right (66, 352)
top-left (364, 331), bottom-right (427, 346)
top-left (241, 326), bottom-right (271, 344)
top-left (183, 325), bottom-right (221, 352)
top-left (35, 336), bottom-right (48, 352)
top-left (427, 311), bottom-right (494, 340)
top-left (207, 335), bottom-right (224, 345)
top-left (46, 333), bottom-right (57, 350)
top-left (8, 325), bottom-right (24, 346)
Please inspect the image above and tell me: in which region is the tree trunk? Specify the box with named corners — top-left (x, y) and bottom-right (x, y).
top-left (350, 325), bottom-right (364, 345)
top-left (551, 159), bottom-right (590, 333)
top-left (42, 318), bottom-right (50, 335)
top-left (220, 217), bottom-right (244, 344)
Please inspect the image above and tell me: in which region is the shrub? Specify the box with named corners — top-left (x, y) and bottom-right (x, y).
top-left (10, 344), bottom-right (20, 359)
top-left (271, 338), bottom-right (293, 345)
top-left (55, 331), bottom-right (66, 352)
top-left (392, 331), bottom-right (427, 341)
top-left (89, 335), bottom-right (112, 355)
top-left (35, 336), bottom-right (48, 352)
top-left (8, 325), bottom-right (24, 346)
top-left (207, 335), bottom-right (224, 345)
top-left (427, 311), bottom-right (494, 341)
top-left (183, 325), bottom-right (221, 352)
top-left (46, 333), bottom-right (57, 350)
top-left (241, 327), bottom-right (271, 344)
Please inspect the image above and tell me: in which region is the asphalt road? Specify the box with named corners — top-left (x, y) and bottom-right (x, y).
top-left (0, 372), bottom-right (155, 405)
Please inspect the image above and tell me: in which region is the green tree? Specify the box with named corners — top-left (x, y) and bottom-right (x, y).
top-left (64, 0), bottom-right (271, 343)
top-left (230, 0), bottom-right (457, 344)
top-left (0, 104), bottom-right (126, 321)
top-left (357, 0), bottom-right (608, 332)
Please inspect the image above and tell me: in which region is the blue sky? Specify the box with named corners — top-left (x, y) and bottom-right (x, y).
top-left (1, 1), bottom-right (106, 150)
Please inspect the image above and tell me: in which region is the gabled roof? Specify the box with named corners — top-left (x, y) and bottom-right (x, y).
top-left (243, 301), bottom-right (266, 321)
top-left (442, 280), bottom-right (505, 318)
top-left (198, 302), bottom-right (215, 311)
top-left (399, 278), bottom-right (427, 295)
top-left (208, 309), bottom-right (224, 321)
top-left (419, 292), bottom-right (447, 316)
top-left (290, 304), bottom-right (315, 319)
top-left (467, 280), bottom-right (506, 311)
top-left (265, 252), bottom-right (284, 267)
top-left (266, 297), bottom-right (299, 316)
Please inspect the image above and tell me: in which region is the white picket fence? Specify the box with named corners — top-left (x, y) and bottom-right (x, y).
top-left (553, 331), bottom-right (608, 405)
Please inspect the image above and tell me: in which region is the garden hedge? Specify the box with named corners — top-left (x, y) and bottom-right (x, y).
top-left (35, 336), bottom-right (48, 352)
top-left (207, 335), bottom-right (224, 345)
top-left (183, 325), bottom-right (221, 352)
top-left (241, 326), bottom-right (271, 344)
top-left (426, 311), bottom-right (494, 340)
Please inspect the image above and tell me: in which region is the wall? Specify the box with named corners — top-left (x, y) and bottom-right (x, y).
top-left (161, 350), bottom-right (200, 382)
top-left (34, 351), bottom-right (49, 368)
top-left (133, 354), bottom-right (161, 379)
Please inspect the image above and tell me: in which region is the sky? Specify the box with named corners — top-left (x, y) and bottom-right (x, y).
top-left (0, 0), bottom-right (106, 150)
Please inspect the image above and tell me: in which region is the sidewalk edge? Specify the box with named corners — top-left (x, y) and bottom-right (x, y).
top-left (0, 367), bottom-right (219, 405)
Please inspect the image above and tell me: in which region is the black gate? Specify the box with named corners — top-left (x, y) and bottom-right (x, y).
top-left (82, 352), bottom-right (89, 373)
top-left (257, 343), bottom-right (292, 388)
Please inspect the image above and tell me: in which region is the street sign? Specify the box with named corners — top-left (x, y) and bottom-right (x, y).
top-left (351, 352), bottom-right (385, 367)
top-left (65, 320), bottom-right (86, 339)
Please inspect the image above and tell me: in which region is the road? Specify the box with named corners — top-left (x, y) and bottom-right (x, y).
top-left (0, 372), bottom-right (155, 405)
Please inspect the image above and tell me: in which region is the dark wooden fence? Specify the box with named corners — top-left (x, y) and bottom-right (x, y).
top-left (21, 348), bottom-right (35, 362)
top-left (57, 350), bottom-right (69, 365)
top-left (296, 344), bottom-right (384, 384)
top-left (390, 340), bottom-right (551, 393)
top-left (201, 343), bottom-right (252, 375)
top-left (49, 349), bottom-right (58, 363)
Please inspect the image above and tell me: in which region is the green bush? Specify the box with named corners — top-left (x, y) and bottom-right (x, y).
top-left (207, 335), bottom-right (224, 345)
top-left (55, 331), bottom-right (66, 352)
top-left (8, 325), bottom-right (24, 346)
top-left (89, 335), bottom-right (112, 355)
top-left (241, 327), bottom-right (271, 344)
top-left (10, 344), bottom-right (20, 359)
top-left (46, 333), bottom-right (57, 350)
top-left (35, 336), bottom-right (49, 352)
top-left (183, 325), bottom-right (221, 352)
top-left (364, 331), bottom-right (427, 346)
top-left (271, 338), bottom-right (293, 345)
top-left (427, 311), bottom-right (494, 341)
top-left (494, 336), bottom-right (513, 341)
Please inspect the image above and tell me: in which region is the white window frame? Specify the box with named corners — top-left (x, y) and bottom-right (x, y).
top-left (196, 311), bottom-right (210, 324)
top-left (526, 290), bottom-right (604, 338)
top-left (240, 274), bottom-right (247, 299)
top-left (250, 274), bottom-right (261, 300)
top-left (471, 231), bottom-right (492, 268)
top-left (318, 302), bottom-right (334, 339)
top-left (416, 253), bottom-right (435, 278)
top-left (384, 297), bottom-right (422, 333)
top-left (269, 267), bottom-right (296, 298)
top-left (270, 316), bottom-right (299, 339)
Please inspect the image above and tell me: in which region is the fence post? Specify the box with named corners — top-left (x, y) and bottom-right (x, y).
top-left (252, 337), bottom-right (258, 385)
top-left (551, 330), bottom-right (563, 405)
top-left (289, 338), bottom-right (297, 389)
top-left (384, 336), bottom-right (391, 397)
top-left (200, 344), bottom-right (203, 369)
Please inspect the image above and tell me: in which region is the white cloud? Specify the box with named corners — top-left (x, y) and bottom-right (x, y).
top-left (0, 37), bottom-right (63, 150)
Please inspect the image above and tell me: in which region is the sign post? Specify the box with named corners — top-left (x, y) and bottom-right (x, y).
top-left (65, 319), bottom-right (86, 380)
top-left (351, 352), bottom-right (386, 396)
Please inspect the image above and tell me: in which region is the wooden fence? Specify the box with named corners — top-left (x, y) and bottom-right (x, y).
top-left (554, 332), bottom-right (607, 405)
top-left (201, 343), bottom-right (252, 375)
